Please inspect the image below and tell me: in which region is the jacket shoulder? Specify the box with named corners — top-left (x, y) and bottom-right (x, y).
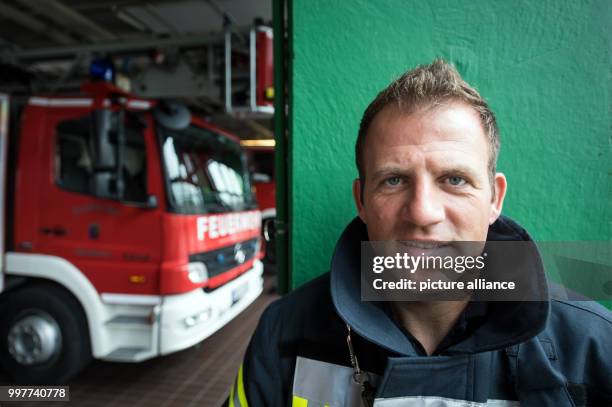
top-left (267, 272), bottom-right (332, 311)
top-left (549, 298), bottom-right (612, 327)
top-left (540, 299), bottom-right (612, 400)
top-left (256, 272), bottom-right (346, 345)
top-left (544, 298), bottom-right (612, 349)
top-left (262, 272), bottom-right (333, 327)
top-left (544, 283), bottom-right (611, 339)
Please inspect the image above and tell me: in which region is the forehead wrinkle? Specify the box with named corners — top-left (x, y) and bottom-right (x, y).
top-left (368, 145), bottom-right (485, 181)
top-left (369, 102), bottom-right (486, 147)
top-left (369, 141), bottom-right (480, 167)
top-left (376, 128), bottom-right (484, 151)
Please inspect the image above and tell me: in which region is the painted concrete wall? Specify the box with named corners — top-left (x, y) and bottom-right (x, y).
top-left (290, 0), bottom-right (610, 289)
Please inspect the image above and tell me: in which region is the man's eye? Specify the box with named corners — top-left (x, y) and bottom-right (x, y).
top-left (447, 176), bottom-right (466, 186)
top-left (384, 177), bottom-right (401, 186)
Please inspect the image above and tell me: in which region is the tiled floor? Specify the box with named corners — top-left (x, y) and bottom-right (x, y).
top-left (0, 274), bottom-right (279, 407)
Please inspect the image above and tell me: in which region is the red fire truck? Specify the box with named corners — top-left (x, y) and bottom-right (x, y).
top-left (0, 83), bottom-right (263, 383)
top-left (246, 145), bottom-right (276, 264)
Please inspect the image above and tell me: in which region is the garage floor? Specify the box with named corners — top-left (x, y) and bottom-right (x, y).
top-left (0, 274), bottom-right (279, 407)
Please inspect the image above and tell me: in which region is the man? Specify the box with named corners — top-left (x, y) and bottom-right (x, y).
top-left (228, 60), bottom-right (612, 406)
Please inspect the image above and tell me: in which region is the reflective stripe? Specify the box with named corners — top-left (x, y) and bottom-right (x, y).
top-left (293, 357), bottom-right (518, 407)
top-left (292, 395), bottom-right (308, 407)
top-left (237, 363), bottom-right (248, 406)
top-left (28, 97), bottom-right (93, 107)
top-left (126, 99), bottom-right (151, 110)
top-left (293, 399), bottom-right (329, 407)
top-left (292, 356), bottom-right (375, 407)
top-left (229, 380), bottom-right (236, 407)
top-left (374, 396), bottom-right (519, 406)
top-left (230, 364), bottom-right (248, 407)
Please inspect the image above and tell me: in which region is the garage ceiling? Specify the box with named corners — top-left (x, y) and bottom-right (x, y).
top-left (0, 0), bottom-right (274, 139)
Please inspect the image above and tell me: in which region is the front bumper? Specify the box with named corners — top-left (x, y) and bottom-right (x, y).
top-left (159, 259), bottom-right (264, 355)
top-left (98, 260), bottom-right (263, 362)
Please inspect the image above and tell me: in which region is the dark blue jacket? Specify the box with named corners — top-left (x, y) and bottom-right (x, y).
top-left (229, 216), bottom-right (612, 406)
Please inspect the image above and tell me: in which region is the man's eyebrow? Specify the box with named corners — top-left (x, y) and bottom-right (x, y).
top-left (370, 166), bottom-right (411, 179)
top-left (435, 165), bottom-right (480, 178)
top-left (370, 164), bottom-right (482, 180)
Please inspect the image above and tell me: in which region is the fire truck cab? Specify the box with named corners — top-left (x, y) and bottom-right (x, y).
top-left (0, 84), bottom-right (263, 383)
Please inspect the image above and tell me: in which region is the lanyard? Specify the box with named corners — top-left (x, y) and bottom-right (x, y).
top-left (346, 324), bottom-right (376, 407)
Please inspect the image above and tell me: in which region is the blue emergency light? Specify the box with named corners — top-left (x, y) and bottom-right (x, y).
top-left (90, 58), bottom-right (115, 82)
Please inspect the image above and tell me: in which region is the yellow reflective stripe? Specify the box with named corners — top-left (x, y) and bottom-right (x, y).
top-left (292, 395), bottom-right (308, 407)
top-left (237, 363), bottom-right (249, 407)
top-left (229, 382), bottom-right (236, 407)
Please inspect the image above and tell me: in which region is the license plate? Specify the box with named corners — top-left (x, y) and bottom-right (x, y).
top-left (232, 282), bottom-right (249, 305)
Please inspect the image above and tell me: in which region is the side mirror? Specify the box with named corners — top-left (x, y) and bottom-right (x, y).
top-left (92, 109), bottom-right (121, 199)
top-left (92, 109), bottom-right (116, 170)
top-left (145, 195), bottom-right (159, 209)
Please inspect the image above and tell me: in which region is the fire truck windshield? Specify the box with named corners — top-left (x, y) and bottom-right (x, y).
top-left (160, 124), bottom-right (256, 214)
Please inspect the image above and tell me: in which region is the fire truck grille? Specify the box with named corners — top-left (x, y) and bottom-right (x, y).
top-left (189, 238), bottom-right (259, 283)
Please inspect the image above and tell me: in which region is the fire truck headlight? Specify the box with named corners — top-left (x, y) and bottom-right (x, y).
top-left (184, 308), bottom-right (212, 328)
top-left (187, 262), bottom-right (209, 284)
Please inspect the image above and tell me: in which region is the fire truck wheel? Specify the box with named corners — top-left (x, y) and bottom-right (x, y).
top-left (0, 283), bottom-right (92, 384)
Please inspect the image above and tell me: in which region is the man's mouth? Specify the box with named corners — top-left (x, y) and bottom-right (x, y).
top-left (398, 241), bottom-right (448, 249)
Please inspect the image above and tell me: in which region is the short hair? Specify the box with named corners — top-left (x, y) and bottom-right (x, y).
top-left (356, 59), bottom-right (500, 199)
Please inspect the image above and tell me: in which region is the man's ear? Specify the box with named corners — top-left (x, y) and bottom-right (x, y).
top-left (352, 178), bottom-right (367, 224)
top-left (489, 172), bottom-right (507, 224)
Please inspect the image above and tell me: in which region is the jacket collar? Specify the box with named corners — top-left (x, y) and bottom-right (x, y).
top-left (330, 216), bottom-right (550, 356)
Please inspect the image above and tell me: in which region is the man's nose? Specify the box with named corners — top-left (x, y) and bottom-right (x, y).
top-left (402, 178), bottom-right (445, 227)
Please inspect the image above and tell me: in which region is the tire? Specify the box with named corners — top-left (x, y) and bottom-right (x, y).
top-left (0, 283), bottom-right (91, 384)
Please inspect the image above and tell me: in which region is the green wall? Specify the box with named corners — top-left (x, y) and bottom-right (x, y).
top-left (289, 0), bottom-right (611, 290)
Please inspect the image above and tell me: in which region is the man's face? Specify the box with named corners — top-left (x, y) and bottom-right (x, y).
top-left (353, 101), bottom-right (506, 243)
